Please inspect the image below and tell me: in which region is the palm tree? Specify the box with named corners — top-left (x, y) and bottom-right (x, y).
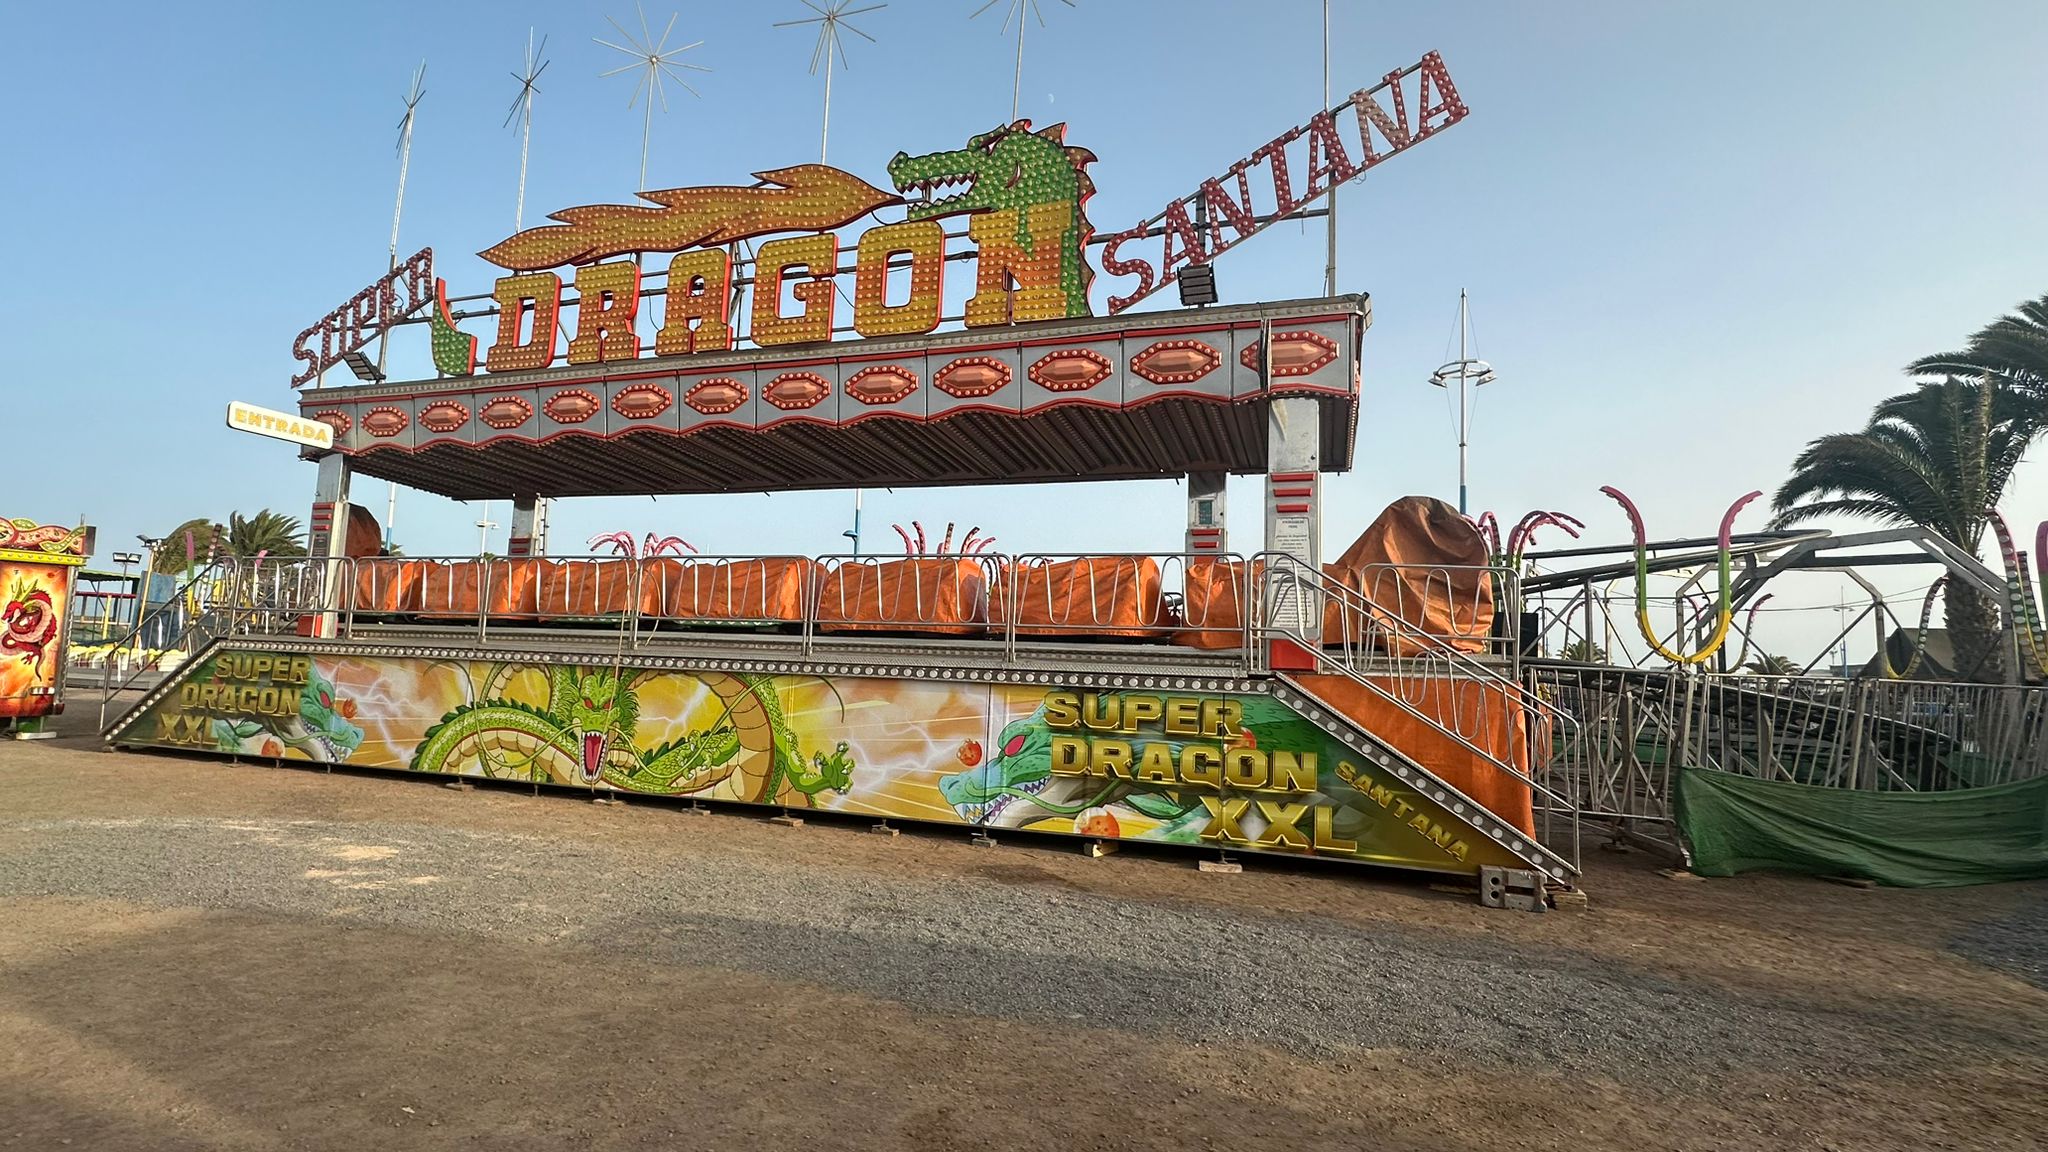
top-left (225, 510), bottom-right (308, 559)
top-left (1743, 654), bottom-right (1800, 677)
top-left (1910, 293), bottom-right (2048, 400)
top-left (1557, 639), bottom-right (1608, 664)
top-left (154, 517), bottom-right (225, 575)
top-left (1772, 376), bottom-right (2040, 682)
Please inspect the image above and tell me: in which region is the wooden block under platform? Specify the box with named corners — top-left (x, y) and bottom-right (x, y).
top-left (1197, 858), bottom-right (1242, 874)
top-left (768, 813), bottom-right (805, 828)
top-left (442, 780), bottom-right (474, 792)
top-left (590, 794), bottom-right (626, 806)
top-left (870, 822), bottom-right (900, 837)
top-left (969, 832), bottom-right (998, 848)
top-left (1082, 839), bottom-right (1117, 858)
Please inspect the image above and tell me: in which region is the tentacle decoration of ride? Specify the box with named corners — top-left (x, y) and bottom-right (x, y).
top-left (1987, 510), bottom-right (2048, 678)
top-left (1600, 487), bottom-right (1763, 666)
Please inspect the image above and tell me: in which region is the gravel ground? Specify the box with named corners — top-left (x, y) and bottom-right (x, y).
top-left (2, 726), bottom-right (2045, 1151)
top-left (1950, 888), bottom-right (2048, 991)
top-left (0, 812), bottom-right (2036, 1090)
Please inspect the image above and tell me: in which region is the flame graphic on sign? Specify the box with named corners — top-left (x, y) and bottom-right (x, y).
top-left (479, 164), bottom-right (901, 271)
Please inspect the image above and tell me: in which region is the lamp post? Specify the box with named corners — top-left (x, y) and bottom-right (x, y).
top-left (133, 535), bottom-right (161, 655)
top-left (1428, 289), bottom-right (1496, 516)
top-left (110, 552), bottom-right (141, 641)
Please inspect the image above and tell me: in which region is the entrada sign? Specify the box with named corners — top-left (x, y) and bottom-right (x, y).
top-left (226, 400), bottom-right (336, 450)
top-left (295, 51), bottom-right (1463, 386)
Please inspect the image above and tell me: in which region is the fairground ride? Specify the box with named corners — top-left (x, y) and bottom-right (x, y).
top-left (99, 49), bottom-right (1592, 907)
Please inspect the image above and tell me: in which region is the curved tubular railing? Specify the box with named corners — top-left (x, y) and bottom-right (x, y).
top-left (1350, 562), bottom-right (1511, 660)
top-left (339, 552), bottom-right (1264, 660)
top-left (1250, 552), bottom-right (1582, 868)
top-left (97, 555), bottom-right (330, 731)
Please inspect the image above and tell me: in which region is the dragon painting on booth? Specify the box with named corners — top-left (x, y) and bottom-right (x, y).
top-left (1, 576), bottom-right (58, 672)
top-left (938, 691), bottom-right (1338, 843)
top-left (409, 664), bottom-right (857, 806)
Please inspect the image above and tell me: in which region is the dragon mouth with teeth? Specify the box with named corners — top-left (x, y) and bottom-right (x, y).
top-left (898, 172), bottom-right (980, 215)
top-left (951, 776), bottom-right (1052, 825)
top-left (580, 732), bottom-right (608, 785)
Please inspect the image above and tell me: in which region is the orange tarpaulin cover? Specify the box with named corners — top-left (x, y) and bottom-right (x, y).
top-left (343, 503), bottom-right (383, 559)
top-left (350, 559), bottom-right (423, 614)
top-left (640, 557), bottom-right (816, 623)
top-left (1329, 496), bottom-right (1494, 654)
top-left (1294, 672), bottom-right (1536, 835)
top-left (535, 560), bottom-right (633, 619)
top-left (817, 558), bottom-right (989, 635)
top-left (1000, 556), bottom-right (1165, 638)
top-left (418, 560), bottom-right (541, 621)
top-left (1176, 559), bottom-right (1255, 649)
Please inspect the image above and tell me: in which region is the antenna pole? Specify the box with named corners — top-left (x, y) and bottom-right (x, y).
top-left (1011, 15), bottom-right (1025, 120)
top-left (821, 39), bottom-right (833, 162)
top-left (1322, 0), bottom-right (1337, 297)
top-left (379, 62), bottom-right (424, 552)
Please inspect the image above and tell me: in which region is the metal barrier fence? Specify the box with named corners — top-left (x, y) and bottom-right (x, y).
top-left (1528, 665), bottom-right (2048, 845)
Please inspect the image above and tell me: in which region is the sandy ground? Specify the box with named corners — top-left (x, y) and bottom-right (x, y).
top-left (0, 704), bottom-right (2043, 1151)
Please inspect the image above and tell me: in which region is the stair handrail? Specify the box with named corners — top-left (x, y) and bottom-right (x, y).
top-left (97, 554), bottom-right (248, 730)
top-left (1250, 554), bottom-right (1583, 843)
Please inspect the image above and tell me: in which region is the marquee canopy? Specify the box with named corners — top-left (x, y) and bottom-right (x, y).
top-left (298, 295), bottom-right (1366, 501)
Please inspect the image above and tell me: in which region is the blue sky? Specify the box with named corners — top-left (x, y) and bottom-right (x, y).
top-left (5, 1), bottom-right (2046, 664)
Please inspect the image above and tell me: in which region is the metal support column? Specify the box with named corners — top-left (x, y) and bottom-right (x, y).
top-left (308, 453), bottom-right (351, 640)
top-left (1264, 396), bottom-right (1323, 667)
top-left (508, 497), bottom-right (541, 558)
top-left (1185, 471), bottom-right (1227, 557)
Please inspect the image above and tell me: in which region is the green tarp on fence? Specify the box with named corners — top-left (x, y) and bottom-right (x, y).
top-left (1676, 768), bottom-right (2048, 887)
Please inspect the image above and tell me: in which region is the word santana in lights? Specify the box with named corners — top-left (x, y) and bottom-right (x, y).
top-left (320, 50), bottom-right (1462, 383)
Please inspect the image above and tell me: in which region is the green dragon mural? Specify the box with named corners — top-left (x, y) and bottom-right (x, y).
top-left (938, 693), bottom-right (1326, 840)
top-left (409, 665), bottom-right (855, 805)
top-left (887, 120), bottom-right (1097, 320)
top-left (211, 663), bottom-right (365, 763)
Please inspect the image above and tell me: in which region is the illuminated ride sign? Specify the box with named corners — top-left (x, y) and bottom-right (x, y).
top-left (289, 50), bottom-right (1464, 389)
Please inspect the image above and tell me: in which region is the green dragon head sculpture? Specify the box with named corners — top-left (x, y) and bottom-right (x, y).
top-left (887, 120), bottom-right (1096, 223)
top-left (888, 121), bottom-right (1097, 319)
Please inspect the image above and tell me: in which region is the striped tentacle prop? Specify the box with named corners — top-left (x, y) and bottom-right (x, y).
top-left (644, 535), bottom-right (697, 557)
top-left (1507, 511), bottom-right (1584, 563)
top-left (1894, 577), bottom-right (1945, 680)
top-left (1473, 512), bottom-right (1502, 561)
top-left (587, 531), bottom-right (639, 559)
top-left (1987, 509), bottom-right (2048, 677)
top-left (892, 524), bottom-right (915, 556)
top-left (1600, 487), bottom-right (1761, 666)
top-left (1726, 594), bottom-right (1773, 671)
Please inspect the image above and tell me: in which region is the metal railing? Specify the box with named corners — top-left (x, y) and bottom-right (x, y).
top-left (1253, 553), bottom-right (1582, 871)
top-left (1529, 665), bottom-right (2048, 846)
top-left (95, 556), bottom-right (327, 730)
top-left (335, 552), bottom-right (1267, 661)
